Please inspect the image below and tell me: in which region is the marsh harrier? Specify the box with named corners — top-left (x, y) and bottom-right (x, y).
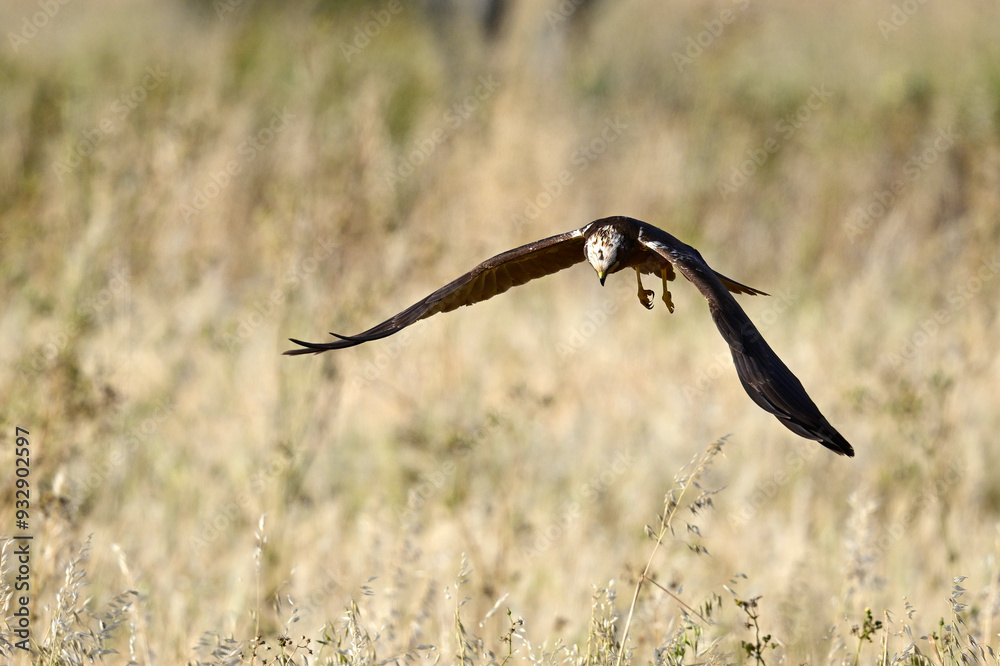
top-left (286, 216), bottom-right (853, 457)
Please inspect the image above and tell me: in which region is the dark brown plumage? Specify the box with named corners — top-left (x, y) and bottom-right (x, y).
top-left (286, 216), bottom-right (853, 457)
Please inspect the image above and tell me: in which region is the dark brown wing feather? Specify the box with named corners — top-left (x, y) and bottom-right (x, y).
top-left (284, 227), bottom-right (588, 355)
top-left (716, 273), bottom-right (768, 296)
top-left (631, 249), bottom-right (767, 297)
top-left (635, 220), bottom-right (854, 457)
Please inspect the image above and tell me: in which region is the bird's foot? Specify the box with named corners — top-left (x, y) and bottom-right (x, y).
top-left (661, 270), bottom-right (675, 313)
top-left (662, 290), bottom-right (674, 313)
top-left (635, 269), bottom-right (655, 309)
top-left (638, 288), bottom-right (655, 309)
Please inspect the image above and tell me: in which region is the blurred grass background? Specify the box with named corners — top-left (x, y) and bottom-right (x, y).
top-left (1, 0), bottom-right (999, 662)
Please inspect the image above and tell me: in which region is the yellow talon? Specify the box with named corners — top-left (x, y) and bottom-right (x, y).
top-left (635, 269), bottom-right (654, 309)
top-left (661, 269), bottom-right (675, 313)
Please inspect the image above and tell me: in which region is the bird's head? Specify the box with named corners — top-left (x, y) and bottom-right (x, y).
top-left (584, 227), bottom-right (626, 286)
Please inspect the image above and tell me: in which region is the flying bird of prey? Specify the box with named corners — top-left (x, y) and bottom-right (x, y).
top-left (286, 216), bottom-right (853, 457)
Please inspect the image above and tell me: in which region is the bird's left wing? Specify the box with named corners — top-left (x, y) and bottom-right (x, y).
top-left (635, 221), bottom-right (854, 456)
top-left (285, 227), bottom-right (590, 355)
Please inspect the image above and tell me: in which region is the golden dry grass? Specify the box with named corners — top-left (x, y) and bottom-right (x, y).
top-left (2, 0), bottom-right (1000, 663)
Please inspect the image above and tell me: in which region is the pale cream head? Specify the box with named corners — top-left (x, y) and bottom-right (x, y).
top-left (584, 227), bottom-right (626, 284)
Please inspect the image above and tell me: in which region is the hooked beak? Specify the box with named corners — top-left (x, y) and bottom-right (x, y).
top-left (597, 269), bottom-right (607, 286)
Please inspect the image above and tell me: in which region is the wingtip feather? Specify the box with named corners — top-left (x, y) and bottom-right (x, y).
top-left (818, 426), bottom-right (855, 457)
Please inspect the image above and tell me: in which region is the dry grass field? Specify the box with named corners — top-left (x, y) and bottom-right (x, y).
top-left (2, 0), bottom-right (1000, 663)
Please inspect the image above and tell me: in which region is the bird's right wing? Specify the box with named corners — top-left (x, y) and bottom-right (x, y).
top-left (285, 227), bottom-right (589, 355)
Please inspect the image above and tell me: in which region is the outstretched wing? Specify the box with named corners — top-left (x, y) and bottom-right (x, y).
top-left (636, 221), bottom-right (854, 457)
top-left (284, 227), bottom-right (589, 355)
